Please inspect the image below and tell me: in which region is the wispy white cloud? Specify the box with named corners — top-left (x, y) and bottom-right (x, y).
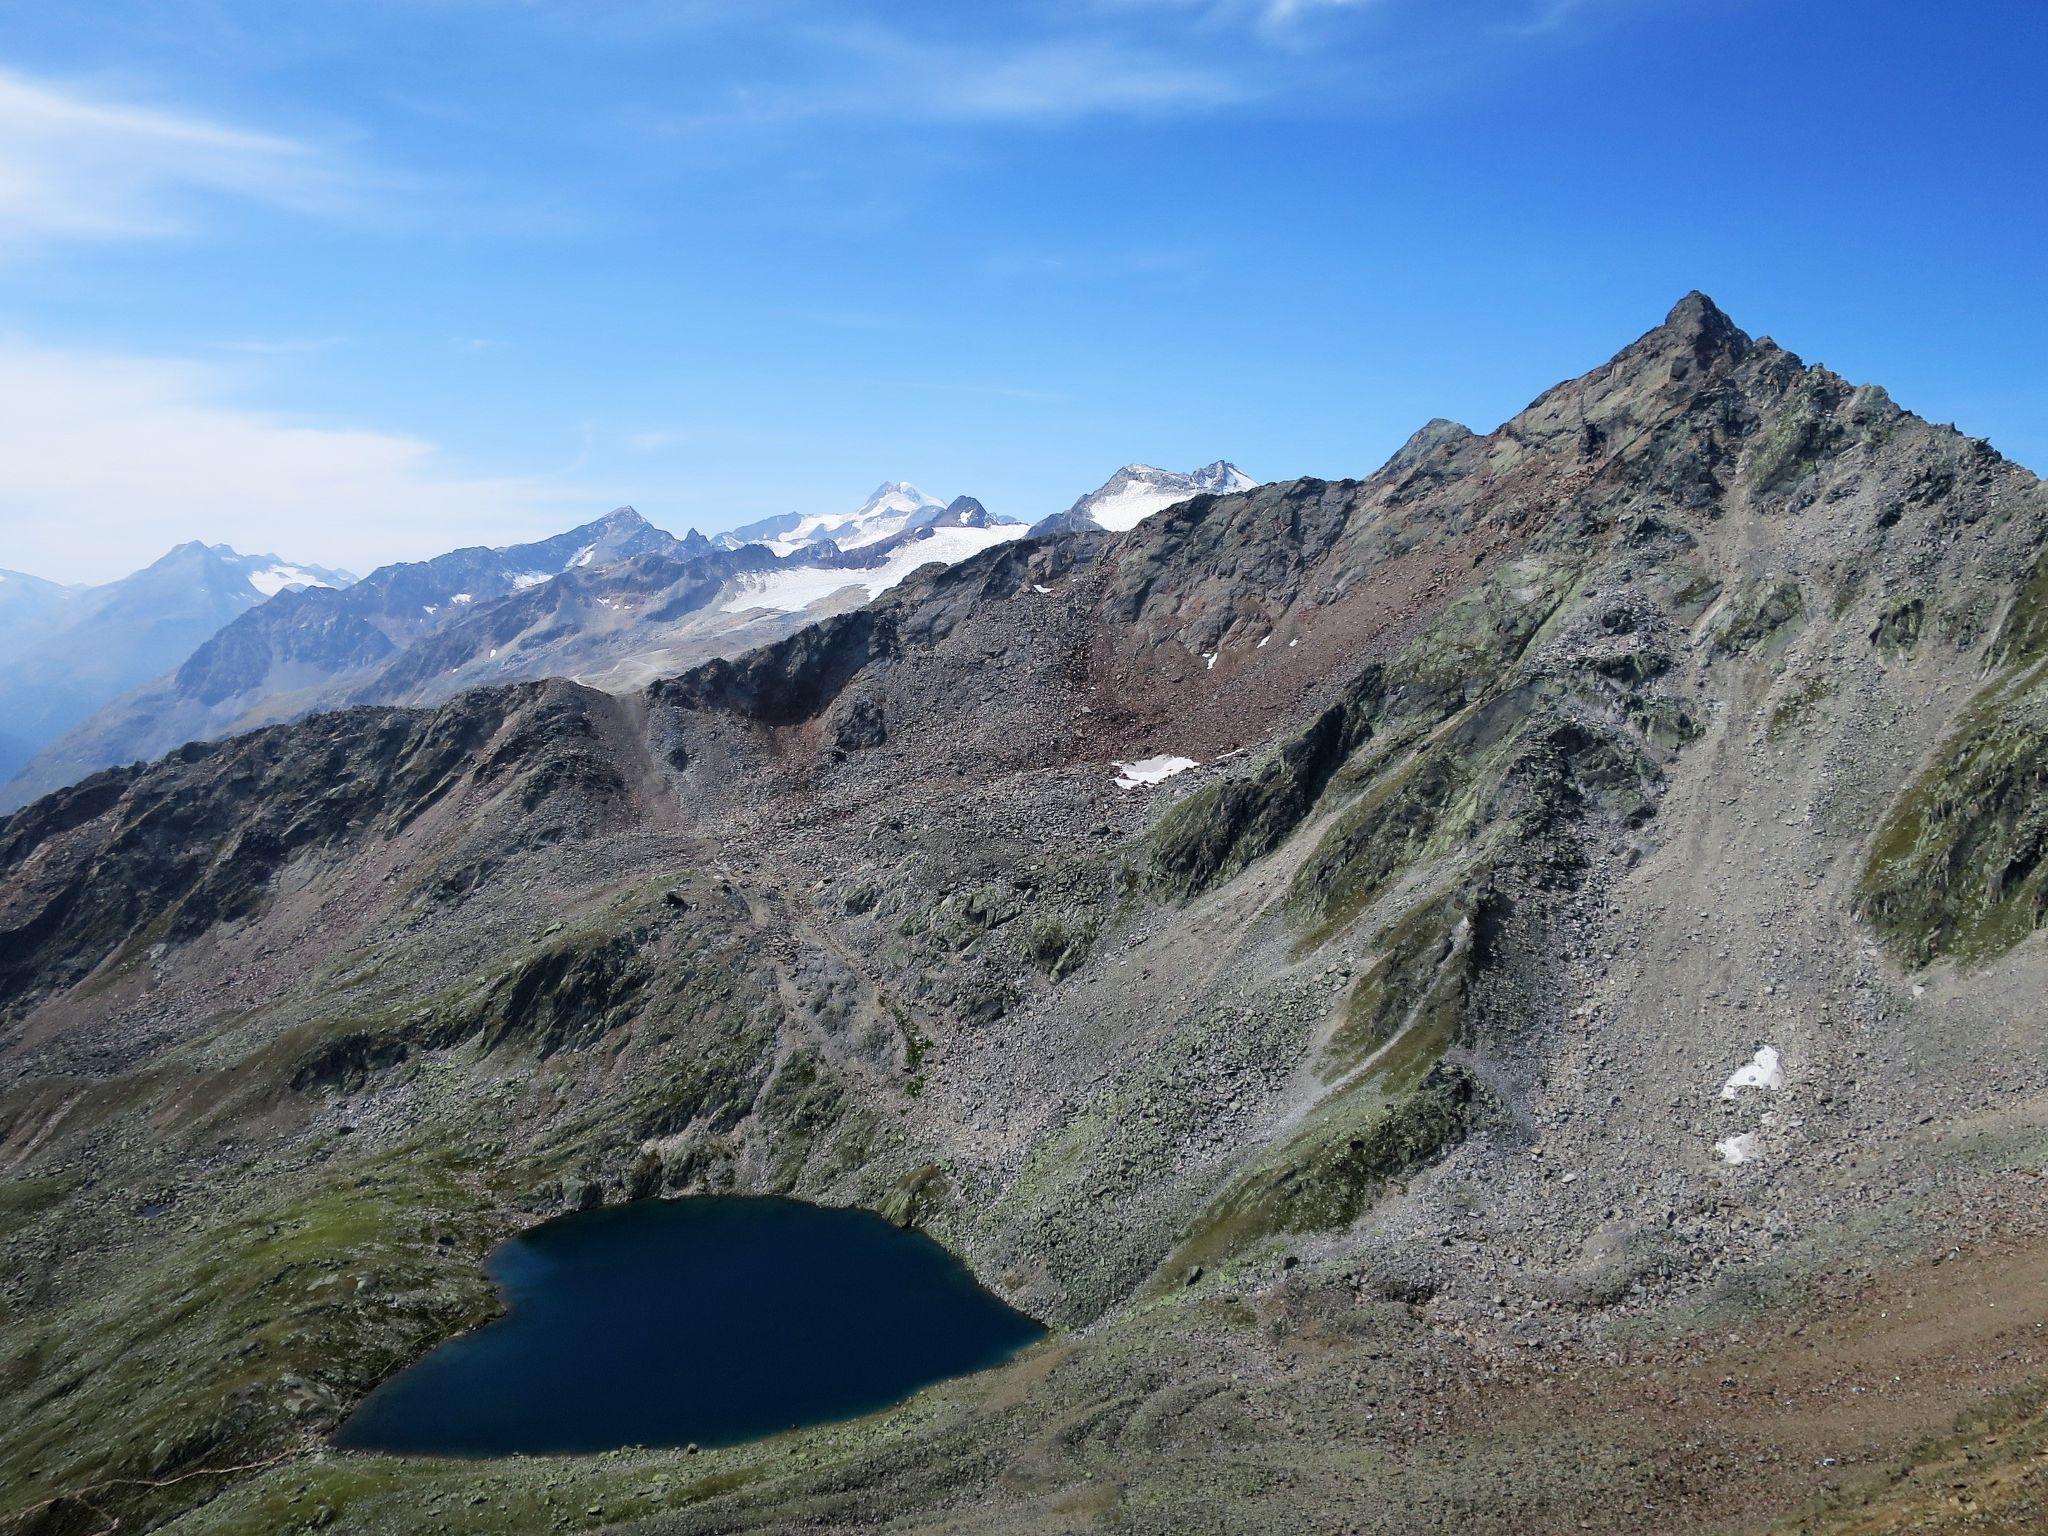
top-left (0, 66), bottom-right (358, 250)
top-left (1090, 0), bottom-right (1380, 36)
top-left (1508, 0), bottom-right (1601, 35)
top-left (654, 0), bottom-right (1633, 135)
top-left (657, 17), bottom-right (1247, 130)
top-left (0, 338), bottom-right (584, 582)
top-left (621, 0), bottom-right (1629, 138)
top-left (625, 426), bottom-right (690, 452)
top-left (208, 335), bottom-right (347, 356)
top-left (1257, 0), bottom-right (1378, 27)
top-left (907, 38), bottom-right (1243, 121)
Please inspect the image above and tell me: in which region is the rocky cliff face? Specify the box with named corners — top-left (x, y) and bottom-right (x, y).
top-left (4, 296), bottom-right (2047, 1536)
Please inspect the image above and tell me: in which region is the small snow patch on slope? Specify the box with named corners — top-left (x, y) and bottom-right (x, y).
top-left (1720, 1046), bottom-right (1784, 1099)
top-left (1113, 755), bottom-right (1198, 789)
top-left (1714, 1133), bottom-right (1760, 1165)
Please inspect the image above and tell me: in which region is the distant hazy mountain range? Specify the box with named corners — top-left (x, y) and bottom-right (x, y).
top-left (1, 509), bottom-right (694, 808)
top-left (0, 544), bottom-right (353, 785)
top-left (0, 464), bottom-right (1252, 808)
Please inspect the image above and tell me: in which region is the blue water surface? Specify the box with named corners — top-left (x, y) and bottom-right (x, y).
top-left (338, 1195), bottom-right (1043, 1456)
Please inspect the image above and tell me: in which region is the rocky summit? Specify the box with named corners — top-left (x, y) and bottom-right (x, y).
top-left (4, 295), bottom-right (2048, 1536)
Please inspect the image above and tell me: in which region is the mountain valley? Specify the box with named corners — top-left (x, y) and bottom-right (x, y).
top-left (2, 296), bottom-right (2046, 1536)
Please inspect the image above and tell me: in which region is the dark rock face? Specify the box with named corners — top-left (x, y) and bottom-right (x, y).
top-left (652, 606), bottom-right (893, 727)
top-left (342, 544), bottom-right (783, 706)
top-left (927, 495), bottom-right (996, 529)
top-left (174, 591), bottom-right (399, 706)
top-left (0, 679), bottom-right (630, 1009)
top-left (6, 295), bottom-right (2048, 1535)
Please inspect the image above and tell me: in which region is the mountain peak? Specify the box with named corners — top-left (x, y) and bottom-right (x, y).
top-left (1663, 289), bottom-right (1731, 332)
top-left (927, 495), bottom-right (999, 530)
top-left (856, 481), bottom-right (943, 517)
top-left (1382, 418), bottom-right (1477, 478)
top-left (1504, 292), bottom-right (1760, 445)
top-left (1029, 460), bottom-right (1259, 537)
top-left (1639, 289), bottom-right (1752, 369)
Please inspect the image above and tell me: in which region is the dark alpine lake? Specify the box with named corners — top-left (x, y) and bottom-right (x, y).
top-left (336, 1195), bottom-right (1044, 1457)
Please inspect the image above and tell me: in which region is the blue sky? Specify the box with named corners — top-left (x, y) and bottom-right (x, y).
top-left (0, 0), bottom-right (2042, 582)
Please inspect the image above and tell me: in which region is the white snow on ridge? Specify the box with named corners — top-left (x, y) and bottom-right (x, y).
top-left (247, 564), bottom-right (339, 597)
top-left (720, 524), bottom-right (1027, 615)
top-left (1720, 1046), bottom-right (1784, 1099)
top-left (763, 482), bottom-right (947, 557)
top-left (511, 571), bottom-right (550, 590)
top-left (1074, 462), bottom-right (1260, 533)
top-left (568, 543), bottom-right (598, 569)
top-left (1112, 755), bottom-right (1199, 789)
top-left (1082, 477), bottom-right (1196, 533)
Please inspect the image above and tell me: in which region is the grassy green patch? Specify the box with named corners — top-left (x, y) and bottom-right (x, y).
top-left (0, 1143), bottom-right (510, 1534)
top-left (1992, 547), bottom-right (2048, 666)
top-left (1161, 1062), bottom-right (1477, 1285)
top-left (1705, 579), bottom-right (1806, 659)
top-left (1320, 891), bottom-right (1472, 1084)
top-left (1858, 667), bottom-right (2048, 965)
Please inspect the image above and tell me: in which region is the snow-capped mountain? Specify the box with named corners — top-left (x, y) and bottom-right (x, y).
top-left (491, 506), bottom-right (702, 587)
top-left (706, 482), bottom-right (1031, 616)
top-left (1030, 461), bottom-right (1259, 536)
top-left (717, 492), bottom-right (1029, 616)
top-left (718, 481), bottom-right (962, 556)
top-left (8, 470), bottom-right (1245, 806)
